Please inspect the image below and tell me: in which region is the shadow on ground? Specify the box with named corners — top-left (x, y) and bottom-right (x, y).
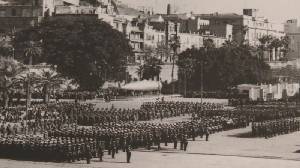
top-left (294, 150), bottom-right (300, 153)
top-left (227, 131), bottom-right (258, 138)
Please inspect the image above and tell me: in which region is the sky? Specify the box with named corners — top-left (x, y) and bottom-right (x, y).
top-left (120, 0), bottom-right (300, 24)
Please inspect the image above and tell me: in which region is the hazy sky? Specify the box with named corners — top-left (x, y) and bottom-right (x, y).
top-left (120, 0), bottom-right (300, 23)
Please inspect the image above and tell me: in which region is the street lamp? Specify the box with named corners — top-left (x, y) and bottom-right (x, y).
top-left (201, 60), bottom-right (204, 104)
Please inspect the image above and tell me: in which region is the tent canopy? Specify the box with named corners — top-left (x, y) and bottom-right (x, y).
top-left (121, 80), bottom-right (162, 91)
top-left (237, 84), bottom-right (260, 91)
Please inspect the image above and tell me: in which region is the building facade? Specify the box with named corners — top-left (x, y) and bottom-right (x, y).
top-left (0, 0), bottom-right (44, 34)
top-left (284, 19), bottom-right (300, 61)
top-left (201, 9), bottom-right (285, 46)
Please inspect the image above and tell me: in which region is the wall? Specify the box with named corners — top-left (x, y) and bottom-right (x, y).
top-left (179, 32), bottom-right (204, 52)
top-left (284, 19), bottom-right (300, 61)
top-left (209, 22), bottom-right (232, 40)
top-left (248, 83), bottom-right (299, 101)
top-left (203, 15), bottom-right (243, 43)
top-left (287, 33), bottom-right (300, 60)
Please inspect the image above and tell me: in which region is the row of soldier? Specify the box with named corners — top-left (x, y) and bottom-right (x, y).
top-left (252, 118), bottom-right (300, 138)
top-left (74, 102), bottom-right (225, 125)
top-left (48, 121), bottom-right (213, 152)
top-left (0, 135), bottom-right (132, 163)
top-left (1, 101), bottom-right (226, 127)
top-left (48, 115), bottom-right (250, 154)
top-left (1, 101), bottom-right (299, 127)
top-left (1, 100), bottom-right (299, 164)
top-left (240, 106), bottom-right (299, 122)
top-left (0, 118), bottom-right (69, 138)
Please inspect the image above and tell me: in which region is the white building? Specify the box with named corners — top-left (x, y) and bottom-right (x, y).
top-left (243, 15), bottom-right (285, 46)
top-left (201, 9), bottom-right (285, 47)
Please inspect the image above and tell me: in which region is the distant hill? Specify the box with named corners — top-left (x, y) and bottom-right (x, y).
top-left (116, 2), bottom-right (143, 16)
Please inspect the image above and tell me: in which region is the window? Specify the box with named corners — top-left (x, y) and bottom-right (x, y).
top-left (0, 10), bottom-right (5, 17)
top-left (34, 0), bottom-right (39, 6)
top-left (11, 8), bottom-right (16, 16)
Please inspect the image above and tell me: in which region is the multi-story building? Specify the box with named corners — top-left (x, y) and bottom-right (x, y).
top-left (0, 0), bottom-right (44, 33)
top-left (143, 13), bottom-right (228, 60)
top-left (201, 9), bottom-right (285, 46)
top-left (208, 21), bottom-right (233, 41)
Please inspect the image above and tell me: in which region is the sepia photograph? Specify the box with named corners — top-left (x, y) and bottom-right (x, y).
top-left (0, 0), bottom-right (299, 168)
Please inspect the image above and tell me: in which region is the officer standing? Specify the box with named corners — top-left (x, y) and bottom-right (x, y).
top-left (205, 127), bottom-right (210, 141)
top-left (85, 143), bottom-right (92, 164)
top-left (125, 144), bottom-right (132, 163)
top-left (183, 134), bottom-right (188, 151)
top-left (97, 141), bottom-right (104, 162)
top-left (111, 139), bottom-right (116, 159)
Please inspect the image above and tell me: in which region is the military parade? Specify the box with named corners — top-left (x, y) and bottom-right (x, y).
top-left (1, 0), bottom-right (300, 167)
top-left (0, 99), bottom-right (298, 165)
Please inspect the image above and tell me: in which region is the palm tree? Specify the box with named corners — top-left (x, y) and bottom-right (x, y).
top-left (37, 69), bottom-right (64, 103)
top-left (23, 40), bottom-right (41, 108)
top-left (203, 38), bottom-right (216, 49)
top-left (270, 38), bottom-right (283, 61)
top-left (0, 57), bottom-right (25, 108)
top-left (170, 35), bottom-right (180, 94)
top-left (136, 65), bottom-right (144, 80)
top-left (258, 35), bottom-right (273, 61)
top-left (143, 57), bottom-right (162, 81)
top-left (179, 58), bottom-right (195, 97)
top-left (280, 36), bottom-right (290, 60)
top-left (24, 41), bottom-right (41, 65)
top-left (155, 41), bottom-right (171, 62)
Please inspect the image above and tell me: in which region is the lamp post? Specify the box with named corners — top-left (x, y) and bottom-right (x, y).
top-left (201, 46), bottom-right (208, 105)
top-left (200, 60), bottom-right (203, 104)
top-left (171, 22), bottom-right (179, 96)
top-left (184, 68), bottom-right (187, 98)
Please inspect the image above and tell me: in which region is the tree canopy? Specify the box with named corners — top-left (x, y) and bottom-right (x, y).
top-left (14, 17), bottom-right (133, 91)
top-left (0, 57), bottom-right (25, 108)
top-left (136, 56), bottom-right (162, 81)
top-left (177, 42), bottom-right (272, 92)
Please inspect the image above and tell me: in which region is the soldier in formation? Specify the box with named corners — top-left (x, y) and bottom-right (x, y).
top-left (252, 118), bottom-right (300, 138)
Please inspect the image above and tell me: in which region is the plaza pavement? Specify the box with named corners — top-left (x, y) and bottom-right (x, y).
top-left (92, 96), bottom-right (228, 109)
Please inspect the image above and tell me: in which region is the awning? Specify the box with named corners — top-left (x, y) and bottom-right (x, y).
top-left (121, 80), bottom-right (162, 91)
top-left (237, 84), bottom-right (260, 91)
